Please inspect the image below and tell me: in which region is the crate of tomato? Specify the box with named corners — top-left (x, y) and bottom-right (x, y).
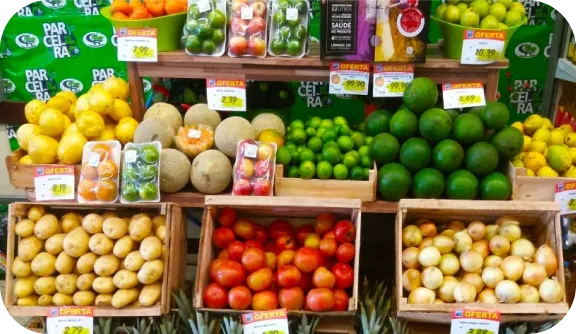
top-left (194, 196), bottom-right (361, 315)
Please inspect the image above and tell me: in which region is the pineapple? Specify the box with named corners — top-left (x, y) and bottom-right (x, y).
top-left (123, 318), bottom-right (154, 334)
top-left (172, 289), bottom-right (218, 334)
top-left (94, 318), bottom-right (118, 334)
top-left (290, 314), bottom-right (320, 334)
top-left (221, 315), bottom-right (243, 334)
top-left (501, 321), bottom-right (559, 334)
top-left (357, 277), bottom-right (391, 334)
top-left (155, 313), bottom-right (180, 334)
top-left (388, 317), bottom-right (409, 334)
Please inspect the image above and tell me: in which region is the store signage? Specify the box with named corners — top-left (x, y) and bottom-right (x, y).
top-left (461, 29), bottom-right (506, 65)
top-left (242, 309), bottom-right (290, 334)
top-left (34, 165), bottom-right (75, 201)
top-left (116, 28), bottom-right (158, 62)
top-left (373, 63), bottom-right (414, 97)
top-left (555, 181), bottom-right (576, 214)
top-left (206, 78), bottom-right (247, 112)
top-left (47, 306), bottom-right (93, 334)
top-left (442, 82), bottom-right (486, 110)
top-left (450, 309), bottom-right (500, 334)
top-left (329, 62), bottom-right (370, 96)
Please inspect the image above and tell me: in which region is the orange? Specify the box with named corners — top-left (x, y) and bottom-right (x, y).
top-left (165, 0), bottom-right (187, 15)
top-left (96, 179), bottom-right (118, 202)
top-left (129, 0), bottom-right (145, 8)
top-left (92, 143), bottom-right (113, 161)
top-left (81, 163), bottom-right (98, 180)
top-left (112, 12), bottom-right (129, 20)
top-left (111, 0), bottom-right (132, 15)
top-left (130, 6), bottom-right (150, 19)
top-left (144, 0), bottom-right (165, 17)
top-left (78, 179), bottom-right (97, 201)
top-left (97, 160), bottom-right (119, 179)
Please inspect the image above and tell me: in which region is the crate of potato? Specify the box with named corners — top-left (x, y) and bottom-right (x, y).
top-left (396, 199), bottom-right (569, 324)
top-left (194, 196), bottom-right (361, 315)
top-left (4, 202), bottom-right (186, 317)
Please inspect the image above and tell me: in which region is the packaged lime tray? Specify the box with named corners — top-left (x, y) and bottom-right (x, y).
top-left (228, 0), bottom-right (269, 58)
top-left (120, 141), bottom-right (162, 203)
top-left (182, 0), bottom-right (228, 56)
top-left (78, 140), bottom-right (121, 203)
top-left (268, 0), bottom-right (310, 58)
top-left (232, 139), bottom-right (277, 196)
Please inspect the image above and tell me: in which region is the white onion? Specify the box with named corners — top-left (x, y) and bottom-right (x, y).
top-left (485, 225), bottom-right (499, 241)
top-left (403, 225), bottom-right (423, 247)
top-left (501, 256), bottom-right (525, 281)
top-left (484, 255), bottom-right (503, 268)
top-left (453, 231), bottom-right (473, 254)
top-left (520, 284), bottom-right (540, 303)
top-left (441, 229), bottom-right (456, 238)
top-left (402, 247), bottom-right (420, 269)
top-left (453, 282), bottom-right (477, 303)
top-left (402, 269), bottom-right (422, 292)
top-left (449, 221), bottom-right (466, 231)
top-left (478, 288), bottom-right (499, 304)
top-left (422, 267), bottom-right (444, 290)
top-left (462, 273), bottom-right (484, 294)
top-left (489, 235), bottom-right (510, 257)
top-left (495, 280), bottom-right (521, 303)
top-left (438, 276), bottom-right (459, 303)
top-left (419, 222), bottom-right (437, 238)
top-left (534, 245), bottom-right (559, 277)
top-left (500, 224), bottom-right (522, 242)
top-left (522, 263), bottom-right (547, 287)
top-left (439, 253), bottom-right (460, 276)
top-left (482, 267), bottom-right (504, 289)
top-left (433, 235), bottom-right (455, 255)
top-left (539, 279), bottom-right (564, 303)
top-left (510, 239), bottom-right (535, 260)
top-left (434, 299), bottom-right (445, 304)
top-left (467, 221), bottom-right (486, 241)
top-left (408, 287), bottom-right (436, 304)
top-left (472, 240), bottom-right (490, 259)
top-left (418, 246), bottom-right (441, 267)
top-left (419, 237), bottom-right (434, 250)
top-left (460, 250), bottom-right (483, 273)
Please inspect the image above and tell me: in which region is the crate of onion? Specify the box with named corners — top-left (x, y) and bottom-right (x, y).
top-left (194, 196), bottom-right (361, 315)
top-left (396, 199), bottom-right (569, 324)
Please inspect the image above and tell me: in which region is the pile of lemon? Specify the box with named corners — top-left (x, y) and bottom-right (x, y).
top-left (17, 77), bottom-right (139, 165)
top-left (511, 114), bottom-right (576, 178)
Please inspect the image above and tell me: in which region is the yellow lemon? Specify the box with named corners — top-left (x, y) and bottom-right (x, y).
top-left (28, 135), bottom-right (58, 164)
top-left (569, 147), bottom-right (576, 164)
top-left (532, 128), bottom-right (551, 143)
top-left (77, 110), bottom-right (105, 138)
top-left (62, 123), bottom-right (81, 137)
top-left (528, 140), bottom-right (546, 153)
top-left (523, 151), bottom-right (546, 172)
top-left (549, 128), bottom-right (565, 146)
top-left (57, 132), bottom-right (87, 165)
top-left (562, 166), bottom-right (576, 178)
top-left (102, 76), bottom-right (129, 101)
top-left (88, 87), bottom-right (114, 115)
top-left (75, 93), bottom-right (91, 116)
top-left (559, 124), bottom-right (574, 135)
top-left (258, 129), bottom-right (284, 147)
top-left (62, 114), bottom-right (72, 129)
top-left (547, 145), bottom-right (572, 172)
top-left (115, 117), bottom-right (139, 145)
top-left (38, 108), bottom-right (66, 137)
top-left (24, 100), bottom-right (46, 124)
top-left (67, 104), bottom-right (76, 121)
top-left (19, 155), bottom-right (33, 164)
top-left (542, 118), bottom-right (554, 130)
top-left (522, 135), bottom-right (532, 151)
top-left (512, 159), bottom-right (524, 168)
top-left (90, 83), bottom-right (104, 93)
top-left (108, 99), bottom-right (132, 122)
top-left (566, 132), bottom-right (576, 147)
top-left (55, 90), bottom-right (78, 104)
top-left (526, 169), bottom-right (535, 177)
top-left (517, 152), bottom-right (526, 161)
top-left (46, 95), bottom-right (71, 113)
top-left (95, 123), bottom-right (117, 141)
top-left (511, 121), bottom-right (524, 134)
top-left (524, 114), bottom-right (544, 135)
top-left (16, 124), bottom-right (42, 151)
top-left (537, 166), bottom-right (559, 177)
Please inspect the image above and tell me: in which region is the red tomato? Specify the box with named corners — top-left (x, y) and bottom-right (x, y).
top-left (295, 224), bottom-right (315, 245)
top-left (332, 288), bottom-right (349, 311)
top-left (252, 290), bottom-right (278, 311)
top-left (333, 220), bottom-right (356, 244)
top-left (247, 267), bottom-right (273, 292)
top-left (277, 250), bottom-right (295, 267)
top-left (210, 258), bottom-right (225, 281)
top-left (213, 227), bottom-right (236, 249)
top-left (306, 288), bottom-right (334, 312)
top-left (265, 252), bottom-right (276, 270)
top-left (241, 248), bottom-right (267, 272)
top-left (245, 240), bottom-right (265, 250)
top-left (319, 238), bottom-right (338, 258)
top-left (227, 241), bottom-right (246, 262)
top-left (278, 287), bottom-right (304, 310)
top-left (315, 212), bottom-right (336, 236)
top-left (269, 219), bottom-right (295, 240)
top-left (293, 247), bottom-right (321, 273)
top-left (203, 283), bottom-right (228, 308)
top-left (233, 218), bottom-right (256, 240)
top-left (217, 207), bottom-right (236, 227)
top-left (323, 231), bottom-right (335, 239)
top-left (213, 259), bottom-right (246, 287)
top-left (254, 224), bottom-right (269, 244)
top-left (275, 234), bottom-right (295, 251)
top-left (265, 242), bottom-right (278, 254)
top-left (332, 263), bottom-right (354, 289)
top-left (312, 267), bottom-right (336, 289)
top-left (275, 265), bottom-right (302, 288)
top-left (336, 243), bottom-right (355, 263)
top-left (228, 285), bottom-right (252, 310)
top-left (298, 272), bottom-right (312, 292)
top-left (218, 249), bottom-right (230, 259)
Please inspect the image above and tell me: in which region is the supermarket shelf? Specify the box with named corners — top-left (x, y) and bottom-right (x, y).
top-left (555, 58), bottom-right (576, 83)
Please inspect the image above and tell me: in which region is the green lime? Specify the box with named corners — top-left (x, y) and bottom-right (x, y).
top-left (293, 0), bottom-right (306, 11)
top-left (309, 117), bottom-right (322, 128)
top-left (276, 146), bottom-right (292, 165)
top-left (202, 39), bottom-right (216, 54)
top-left (285, 142), bottom-right (297, 151)
top-left (378, 163), bottom-right (412, 201)
top-left (140, 164), bottom-right (158, 181)
top-left (316, 161), bottom-right (333, 180)
top-left (286, 39), bottom-right (302, 56)
top-left (481, 102), bottom-right (510, 131)
top-left (350, 166), bottom-right (364, 181)
top-left (337, 135), bottom-right (354, 153)
top-left (140, 145), bottom-right (159, 164)
top-left (315, 153), bottom-right (323, 163)
top-left (212, 28), bottom-right (225, 44)
top-left (413, 168), bottom-right (445, 199)
top-left (122, 164), bottom-right (140, 182)
top-left (273, 10), bottom-right (286, 25)
top-left (338, 125), bottom-right (351, 136)
top-left (370, 133), bottom-right (400, 165)
top-left (333, 116), bottom-right (348, 127)
top-left (363, 168), bottom-right (370, 180)
top-left (322, 128), bottom-right (338, 142)
top-left (290, 120), bottom-right (305, 130)
top-left (293, 24), bottom-right (308, 40)
top-left (491, 127), bottom-right (523, 160)
top-left (184, 35), bottom-right (202, 53)
top-left (197, 24), bottom-right (214, 40)
top-left (433, 139), bottom-right (464, 173)
top-left (322, 144), bottom-right (341, 164)
top-left (348, 150), bottom-right (359, 161)
top-left (419, 108), bottom-right (453, 143)
top-left (278, 0), bottom-right (290, 9)
top-left (465, 142), bottom-right (499, 176)
top-left (365, 110), bottom-right (393, 136)
top-left (299, 161), bottom-right (316, 179)
top-left (299, 148), bottom-right (315, 163)
top-left (316, 128), bottom-right (326, 138)
top-left (358, 145), bottom-right (370, 157)
top-left (291, 128), bottom-right (307, 145)
top-left (208, 9), bottom-right (226, 28)
top-left (297, 145), bottom-right (305, 153)
top-left (365, 136), bottom-right (373, 146)
top-left (307, 137), bottom-right (323, 153)
top-left (342, 152), bottom-right (358, 169)
top-left (287, 17), bottom-right (300, 28)
top-left (351, 131), bottom-right (365, 149)
top-left (403, 77), bottom-right (438, 114)
top-left (270, 37), bottom-right (286, 55)
top-left (287, 165), bottom-right (299, 178)
top-left (446, 169), bottom-right (479, 200)
top-left (188, 5), bottom-right (200, 19)
top-left (278, 26), bottom-right (291, 39)
top-left (333, 164), bottom-right (349, 180)
top-left (185, 19), bottom-right (199, 34)
top-left (306, 127), bottom-right (316, 137)
top-left (319, 119), bottom-right (334, 128)
top-left (323, 141), bottom-right (337, 149)
top-left (360, 155), bottom-right (373, 168)
top-left (139, 182), bottom-right (159, 201)
top-left (122, 183), bottom-right (139, 202)
top-left (390, 108), bottom-right (419, 141)
top-left (400, 137), bottom-right (432, 173)
top-left (288, 146), bottom-right (299, 164)
top-left (480, 172), bottom-right (511, 200)
top-left (454, 114), bottom-right (485, 145)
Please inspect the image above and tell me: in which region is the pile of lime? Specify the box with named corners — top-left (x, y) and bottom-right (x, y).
top-left (276, 116), bottom-right (375, 181)
top-left (182, 1), bottom-right (227, 56)
top-left (121, 143), bottom-right (161, 203)
top-left (436, 0), bottom-right (526, 29)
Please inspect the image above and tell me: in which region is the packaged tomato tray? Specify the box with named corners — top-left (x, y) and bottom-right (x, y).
top-left (182, 0), bottom-right (228, 56)
top-left (78, 140), bottom-right (121, 203)
top-left (228, 0), bottom-right (269, 58)
top-left (120, 141), bottom-right (162, 203)
top-left (268, 0), bottom-right (310, 58)
top-left (232, 140), bottom-right (277, 196)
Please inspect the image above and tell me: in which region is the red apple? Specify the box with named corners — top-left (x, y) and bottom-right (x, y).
top-left (246, 17), bottom-right (266, 35)
top-left (252, 178), bottom-right (272, 196)
top-left (217, 207), bottom-right (237, 226)
top-left (296, 224), bottom-right (314, 245)
top-left (233, 179), bottom-right (252, 196)
top-left (229, 36), bottom-right (248, 56)
top-left (333, 220), bottom-right (356, 244)
top-left (248, 37), bottom-right (266, 57)
top-left (315, 213), bottom-right (336, 236)
top-left (254, 159), bottom-right (271, 178)
top-left (236, 158), bottom-right (254, 179)
top-left (233, 218), bottom-right (256, 240)
top-left (230, 17), bottom-right (247, 34)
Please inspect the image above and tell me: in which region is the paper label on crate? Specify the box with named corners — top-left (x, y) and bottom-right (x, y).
top-left (461, 29), bottom-right (506, 65)
top-left (88, 152), bottom-right (101, 167)
top-left (450, 309), bottom-right (500, 334)
top-left (197, 0), bottom-right (211, 13)
top-left (241, 6), bottom-right (254, 20)
top-left (442, 82), bottom-right (486, 109)
top-left (116, 28), bottom-right (158, 62)
top-left (244, 144), bottom-right (258, 158)
top-left (329, 62), bottom-right (370, 96)
top-left (206, 78), bottom-right (247, 111)
top-left (34, 165), bottom-right (75, 201)
top-left (555, 181), bottom-right (576, 214)
top-left (286, 7), bottom-right (298, 21)
top-left (373, 63), bottom-right (414, 97)
top-left (125, 150), bottom-right (137, 163)
top-left (46, 306), bottom-right (93, 334)
top-left (242, 309), bottom-right (290, 334)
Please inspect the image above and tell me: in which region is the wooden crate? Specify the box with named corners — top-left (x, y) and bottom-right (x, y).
top-left (274, 164), bottom-right (377, 202)
top-left (507, 162), bottom-right (573, 201)
top-left (194, 195), bottom-right (362, 316)
top-left (395, 199), bottom-right (569, 324)
top-left (4, 202), bottom-right (187, 317)
top-left (6, 149), bottom-right (82, 189)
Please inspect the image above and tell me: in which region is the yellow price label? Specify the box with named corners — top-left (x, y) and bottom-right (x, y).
top-left (458, 95), bottom-right (482, 105)
top-left (63, 326), bottom-right (90, 334)
top-left (568, 199), bottom-right (576, 211)
top-left (52, 184), bottom-right (72, 196)
top-left (343, 79), bottom-right (366, 92)
top-left (220, 96), bottom-right (243, 108)
top-left (132, 46), bottom-right (154, 59)
top-left (475, 48), bottom-right (499, 61)
top-left (466, 329), bottom-right (495, 334)
top-left (387, 81), bottom-right (407, 94)
top-left (262, 331), bottom-right (286, 334)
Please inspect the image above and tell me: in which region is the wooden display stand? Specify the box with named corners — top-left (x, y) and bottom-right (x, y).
top-left (507, 162), bottom-right (575, 201)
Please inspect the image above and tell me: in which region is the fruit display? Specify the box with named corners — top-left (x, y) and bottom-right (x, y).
top-left (268, 0), bottom-right (310, 58)
top-left (202, 208), bottom-right (357, 312)
top-left (182, 0), bottom-right (227, 56)
top-left (110, 0), bottom-right (187, 20)
top-left (121, 142), bottom-right (162, 203)
top-left (78, 141), bottom-right (122, 203)
top-left (232, 140), bottom-right (277, 196)
top-left (228, 0), bottom-right (269, 57)
top-left (435, 0), bottom-right (526, 29)
top-left (401, 215), bottom-right (563, 306)
top-left (9, 205), bottom-right (167, 309)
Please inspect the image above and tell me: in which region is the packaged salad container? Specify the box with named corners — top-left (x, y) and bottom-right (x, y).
top-left (120, 141), bottom-right (162, 203)
top-left (182, 0), bottom-right (228, 56)
top-left (78, 141), bottom-right (121, 203)
top-left (268, 0), bottom-right (309, 57)
top-left (228, 0), bottom-right (269, 58)
top-left (232, 139), bottom-right (277, 196)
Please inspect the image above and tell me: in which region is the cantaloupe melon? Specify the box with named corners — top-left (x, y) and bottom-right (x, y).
top-left (184, 104), bottom-right (221, 130)
top-left (133, 118), bottom-right (175, 148)
top-left (190, 150), bottom-right (232, 194)
top-left (159, 149), bottom-right (191, 193)
top-left (144, 102), bottom-right (183, 132)
top-left (251, 113), bottom-right (286, 137)
top-left (214, 117), bottom-right (256, 158)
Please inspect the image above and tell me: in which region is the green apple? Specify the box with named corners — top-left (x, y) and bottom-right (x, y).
top-left (470, 0), bottom-right (490, 18)
top-left (457, 3), bottom-right (468, 14)
top-left (504, 10), bottom-right (522, 27)
top-left (489, 2), bottom-right (507, 22)
top-left (443, 5), bottom-right (461, 24)
top-left (509, 2), bottom-right (526, 18)
top-left (496, 0), bottom-right (513, 9)
top-left (436, 3), bottom-right (448, 17)
top-left (460, 8), bottom-right (480, 27)
top-left (480, 15), bottom-right (499, 29)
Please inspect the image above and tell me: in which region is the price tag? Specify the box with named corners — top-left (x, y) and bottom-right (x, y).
top-left (461, 29), bottom-right (506, 65)
top-left (188, 129), bottom-right (202, 139)
top-left (34, 165), bottom-right (75, 201)
top-left (286, 8), bottom-right (298, 21)
top-left (373, 63), bottom-right (414, 97)
top-left (329, 62), bottom-right (370, 96)
top-left (124, 150), bottom-right (137, 163)
top-left (206, 78), bottom-right (247, 111)
top-left (450, 309), bottom-right (500, 334)
top-left (241, 6), bottom-right (253, 20)
top-left (116, 28), bottom-right (158, 62)
top-left (242, 309), bottom-right (290, 334)
top-left (244, 144), bottom-right (258, 158)
top-left (88, 152), bottom-right (101, 167)
top-left (47, 306), bottom-right (93, 334)
top-left (197, 0), bottom-right (211, 13)
top-left (442, 82), bottom-right (486, 110)
top-left (555, 181), bottom-right (576, 214)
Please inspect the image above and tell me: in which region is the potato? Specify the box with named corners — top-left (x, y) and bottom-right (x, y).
top-left (112, 288), bottom-right (139, 309)
top-left (44, 233), bottom-right (66, 255)
top-left (129, 216), bottom-right (152, 241)
top-left (18, 236), bottom-right (43, 261)
top-left (82, 214), bottom-right (104, 234)
top-left (103, 217), bottom-right (128, 239)
top-left (139, 282), bottom-right (162, 306)
top-left (140, 236), bottom-right (163, 261)
top-left (124, 251), bottom-right (145, 271)
top-left (53, 293), bottom-right (74, 306)
top-left (89, 233), bottom-right (114, 255)
top-left (152, 215), bottom-right (166, 229)
top-left (34, 276), bottom-right (57, 295)
top-left (27, 205), bottom-right (45, 222)
top-left (76, 252), bottom-right (98, 274)
top-left (156, 225), bottom-right (167, 243)
top-left (31, 252), bottom-right (57, 276)
top-left (55, 252), bottom-right (76, 274)
top-left (34, 214), bottom-right (60, 240)
top-left (138, 260), bottom-right (164, 284)
top-left (12, 257), bottom-right (31, 277)
top-left (93, 277), bottom-right (116, 294)
top-left (56, 274), bottom-right (78, 295)
top-left (94, 255), bottom-right (120, 277)
top-left (63, 227), bottom-right (90, 258)
top-left (38, 295), bottom-right (54, 306)
top-left (130, 301), bottom-right (143, 308)
top-left (77, 273), bottom-right (96, 291)
top-left (61, 212), bottom-right (81, 233)
top-left (102, 211), bottom-right (118, 220)
top-left (15, 219), bottom-right (35, 237)
top-left (17, 295), bottom-right (38, 306)
top-left (95, 294), bottom-right (113, 307)
top-left (113, 269), bottom-right (139, 289)
top-left (113, 236), bottom-right (134, 259)
top-left (73, 291), bottom-right (96, 306)
top-left (14, 275), bottom-right (38, 298)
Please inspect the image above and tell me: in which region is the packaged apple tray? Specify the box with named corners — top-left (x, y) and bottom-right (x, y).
top-left (120, 142), bottom-right (162, 203)
top-left (228, 0), bottom-right (269, 57)
top-left (232, 140), bottom-right (277, 196)
top-left (268, 0), bottom-right (309, 57)
top-left (78, 141), bottom-right (121, 203)
top-left (182, 0), bottom-right (228, 56)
